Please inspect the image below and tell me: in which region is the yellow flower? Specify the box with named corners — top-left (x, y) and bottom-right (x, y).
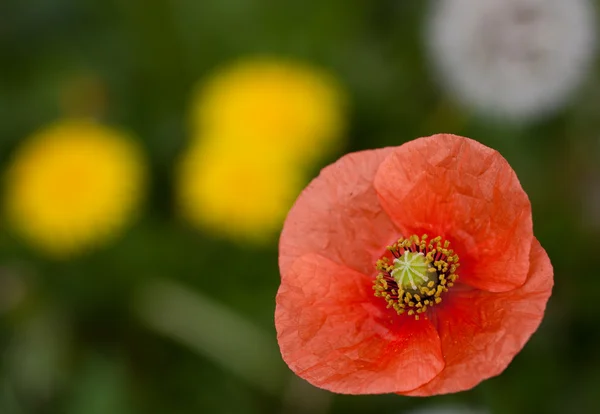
top-left (176, 139), bottom-right (302, 243)
top-left (4, 119), bottom-right (146, 258)
top-left (190, 58), bottom-right (346, 164)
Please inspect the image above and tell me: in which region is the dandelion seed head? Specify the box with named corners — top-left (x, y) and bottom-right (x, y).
top-left (427, 0), bottom-right (596, 121)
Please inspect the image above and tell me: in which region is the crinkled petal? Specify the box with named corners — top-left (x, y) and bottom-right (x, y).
top-left (403, 239), bottom-right (553, 396)
top-left (374, 134), bottom-right (533, 292)
top-left (279, 148), bottom-right (399, 279)
top-left (276, 253), bottom-right (445, 394)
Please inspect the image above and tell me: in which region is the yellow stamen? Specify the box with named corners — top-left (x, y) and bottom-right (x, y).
top-left (373, 234), bottom-right (460, 320)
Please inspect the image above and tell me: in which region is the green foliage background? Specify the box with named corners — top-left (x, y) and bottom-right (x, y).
top-left (1, 1), bottom-right (599, 413)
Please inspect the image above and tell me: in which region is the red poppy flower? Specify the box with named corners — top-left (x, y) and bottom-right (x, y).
top-left (275, 134), bottom-right (553, 395)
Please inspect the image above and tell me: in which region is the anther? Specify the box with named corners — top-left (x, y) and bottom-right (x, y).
top-left (373, 234), bottom-right (460, 320)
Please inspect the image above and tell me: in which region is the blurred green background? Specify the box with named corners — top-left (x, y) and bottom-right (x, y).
top-left (1, 1), bottom-right (599, 413)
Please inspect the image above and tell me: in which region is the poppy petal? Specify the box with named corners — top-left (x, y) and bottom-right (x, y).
top-left (402, 239), bottom-right (553, 396)
top-left (276, 253), bottom-right (445, 394)
top-left (279, 148), bottom-right (399, 279)
top-left (374, 134), bottom-right (533, 292)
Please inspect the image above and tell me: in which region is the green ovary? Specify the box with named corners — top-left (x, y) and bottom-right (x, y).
top-left (390, 252), bottom-right (434, 291)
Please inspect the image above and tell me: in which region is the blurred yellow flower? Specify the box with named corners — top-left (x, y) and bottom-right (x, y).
top-left (191, 58), bottom-right (346, 164)
top-left (176, 139), bottom-right (302, 243)
top-left (4, 119), bottom-right (146, 258)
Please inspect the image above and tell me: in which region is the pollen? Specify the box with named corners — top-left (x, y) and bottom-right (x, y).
top-left (373, 234), bottom-right (460, 319)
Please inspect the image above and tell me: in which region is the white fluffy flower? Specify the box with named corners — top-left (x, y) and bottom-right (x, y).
top-left (426, 0), bottom-right (596, 121)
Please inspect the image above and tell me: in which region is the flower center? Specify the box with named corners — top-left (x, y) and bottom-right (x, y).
top-left (373, 234), bottom-right (459, 320)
